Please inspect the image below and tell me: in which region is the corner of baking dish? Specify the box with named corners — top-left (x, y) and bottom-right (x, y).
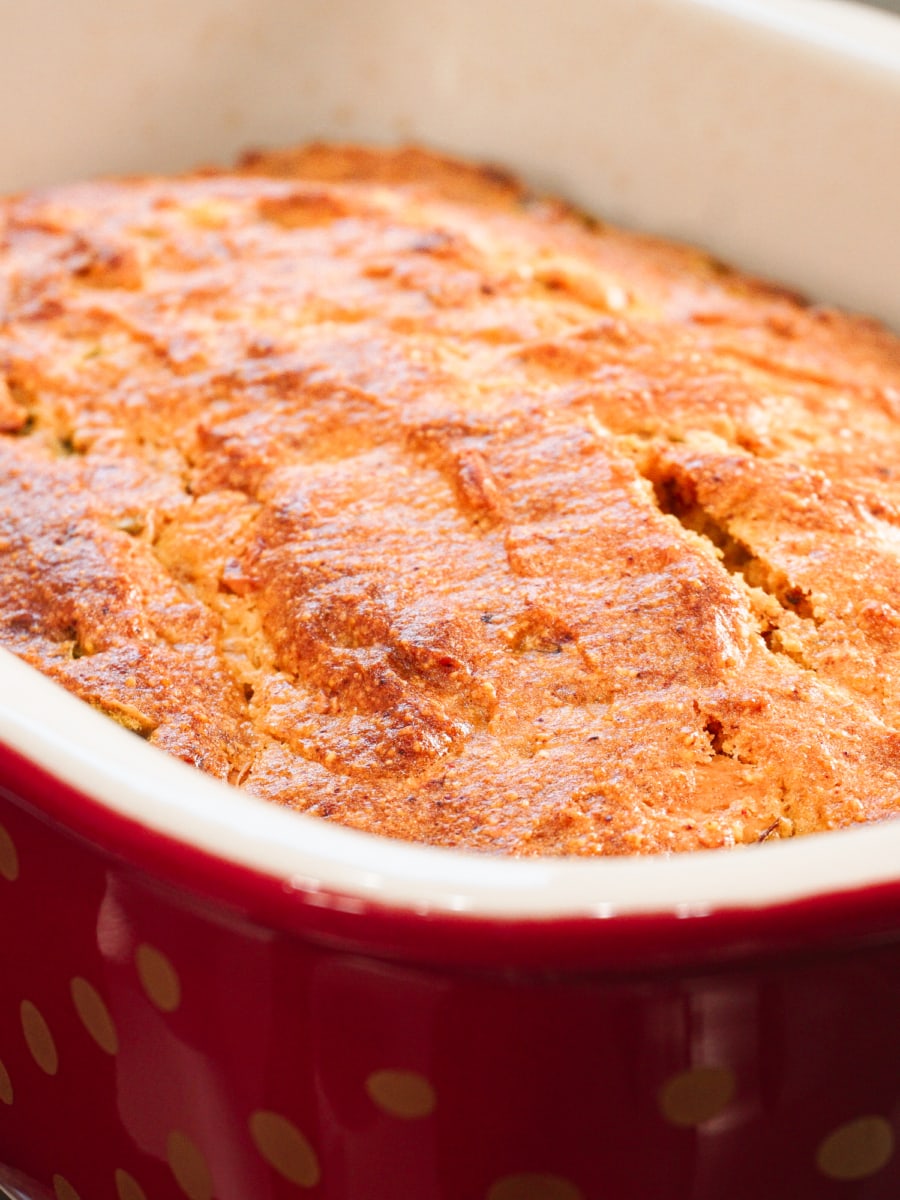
top-left (1, 0), bottom-right (899, 927)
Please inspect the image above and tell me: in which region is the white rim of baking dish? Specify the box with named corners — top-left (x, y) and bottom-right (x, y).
top-left (2, 647), bottom-right (899, 919)
top-left (693, 0), bottom-right (900, 69)
top-left (1, 0), bottom-right (899, 923)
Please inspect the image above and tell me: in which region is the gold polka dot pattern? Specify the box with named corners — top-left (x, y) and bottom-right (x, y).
top-left (249, 1110), bottom-right (321, 1188)
top-left (71, 977), bottom-right (119, 1056)
top-left (365, 1069), bottom-right (436, 1119)
top-left (0, 1057), bottom-right (12, 1105)
top-left (21, 999), bottom-right (58, 1076)
top-left (816, 1115), bottom-right (895, 1181)
top-left (136, 944), bottom-right (181, 1013)
top-left (167, 1131), bottom-right (213, 1200)
top-left (487, 1174), bottom-right (584, 1200)
top-left (52, 1177), bottom-right (81, 1200)
top-left (658, 1066), bottom-right (735, 1127)
top-left (115, 1168), bottom-right (148, 1200)
top-left (0, 823), bottom-right (18, 883)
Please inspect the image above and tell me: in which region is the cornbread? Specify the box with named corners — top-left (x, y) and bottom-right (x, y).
top-left (2, 144), bottom-right (900, 855)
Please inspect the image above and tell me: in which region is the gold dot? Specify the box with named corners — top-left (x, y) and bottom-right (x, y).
top-left (115, 1168), bottom-right (148, 1200)
top-left (658, 1065), bottom-right (735, 1127)
top-left (249, 1110), bottom-right (321, 1188)
top-left (0, 1057), bottom-right (12, 1105)
top-left (71, 977), bottom-right (118, 1055)
top-left (167, 1130), bottom-right (213, 1200)
top-left (53, 1177), bottom-right (81, 1200)
top-left (365, 1069), bottom-right (436, 1119)
top-left (0, 823), bottom-right (19, 882)
top-left (136, 944), bottom-right (181, 1013)
top-left (816, 1115), bottom-right (894, 1181)
top-left (487, 1174), bottom-right (584, 1200)
top-left (21, 999), bottom-right (58, 1076)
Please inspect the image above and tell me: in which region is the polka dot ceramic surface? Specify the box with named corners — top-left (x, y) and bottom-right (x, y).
top-left (364, 1070), bottom-right (437, 1119)
top-left (69, 979), bottom-right (118, 1057)
top-left (657, 1065), bottom-right (736, 1127)
top-left (249, 1112), bottom-right (320, 1188)
top-left (1, 758), bottom-right (898, 1200)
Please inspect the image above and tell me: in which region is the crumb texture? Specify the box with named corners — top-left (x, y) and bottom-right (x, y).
top-left (2, 142), bottom-right (900, 855)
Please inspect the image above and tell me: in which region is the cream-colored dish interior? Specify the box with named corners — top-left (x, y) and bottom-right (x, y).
top-left (1, 0), bottom-right (898, 327)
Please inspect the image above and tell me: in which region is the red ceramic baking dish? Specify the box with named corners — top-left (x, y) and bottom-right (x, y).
top-left (1, 2), bottom-right (900, 1198)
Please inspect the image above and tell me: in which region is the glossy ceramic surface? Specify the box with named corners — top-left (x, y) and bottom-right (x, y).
top-left (1, 747), bottom-right (899, 1200)
top-left (1, 1), bottom-right (899, 1197)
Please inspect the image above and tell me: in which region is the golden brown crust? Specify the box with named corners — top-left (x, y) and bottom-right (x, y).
top-left (2, 143), bottom-right (900, 855)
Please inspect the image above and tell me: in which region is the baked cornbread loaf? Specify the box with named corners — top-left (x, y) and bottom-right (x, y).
top-left (2, 144), bottom-right (900, 856)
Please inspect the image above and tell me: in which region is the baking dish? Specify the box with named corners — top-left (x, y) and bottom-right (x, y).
top-left (1, 1), bottom-right (899, 1198)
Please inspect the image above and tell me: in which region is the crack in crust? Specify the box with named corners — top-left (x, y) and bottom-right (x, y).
top-left (634, 448), bottom-right (824, 672)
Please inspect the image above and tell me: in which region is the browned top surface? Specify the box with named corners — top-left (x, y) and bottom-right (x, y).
top-left (2, 143), bottom-right (900, 856)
